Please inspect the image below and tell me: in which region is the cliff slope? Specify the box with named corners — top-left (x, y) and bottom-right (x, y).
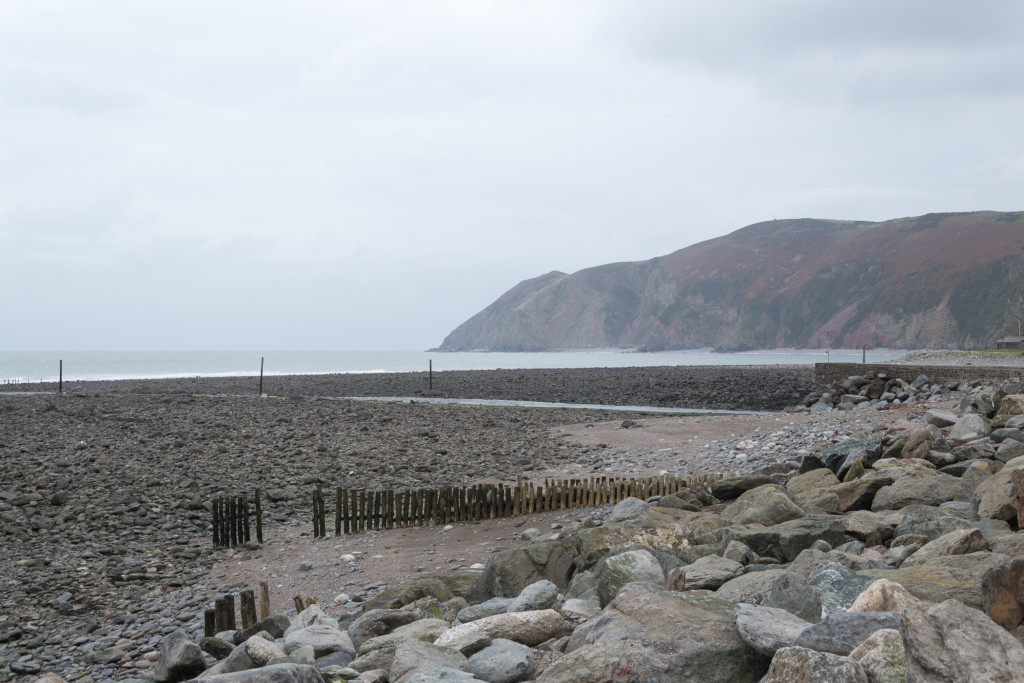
top-left (439, 211), bottom-right (1024, 351)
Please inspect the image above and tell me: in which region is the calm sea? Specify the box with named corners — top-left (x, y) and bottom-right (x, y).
top-left (0, 349), bottom-right (908, 384)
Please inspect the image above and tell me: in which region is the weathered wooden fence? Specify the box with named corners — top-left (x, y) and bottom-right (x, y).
top-left (212, 489), bottom-right (263, 548)
top-left (311, 473), bottom-right (722, 537)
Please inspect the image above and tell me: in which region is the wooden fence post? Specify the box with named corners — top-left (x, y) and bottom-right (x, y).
top-left (214, 595), bottom-right (236, 632)
top-left (258, 581), bottom-right (271, 620)
top-left (255, 488), bottom-right (263, 543)
top-left (212, 501), bottom-right (220, 548)
top-left (240, 590), bottom-right (257, 629)
top-left (204, 609), bottom-right (216, 637)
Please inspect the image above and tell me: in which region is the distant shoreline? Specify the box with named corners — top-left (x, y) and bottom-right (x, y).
top-left (0, 365), bottom-right (817, 412)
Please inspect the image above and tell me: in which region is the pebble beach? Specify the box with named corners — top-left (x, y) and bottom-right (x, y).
top-left (2, 356), bottom-right (1023, 680)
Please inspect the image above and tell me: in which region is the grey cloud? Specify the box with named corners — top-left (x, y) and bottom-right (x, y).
top-left (1, 1), bottom-right (1023, 350)
top-left (606, 1), bottom-right (1024, 101)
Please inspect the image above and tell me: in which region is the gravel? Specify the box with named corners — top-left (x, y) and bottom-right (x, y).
top-left (0, 364), bottom-right (960, 680)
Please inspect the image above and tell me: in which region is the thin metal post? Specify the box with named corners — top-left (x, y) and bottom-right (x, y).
top-left (259, 357), bottom-right (264, 395)
top-left (429, 359), bottom-right (433, 390)
top-left (59, 359), bottom-right (63, 395)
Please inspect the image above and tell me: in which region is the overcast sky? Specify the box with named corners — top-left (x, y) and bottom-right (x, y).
top-left (3, 1), bottom-right (1023, 351)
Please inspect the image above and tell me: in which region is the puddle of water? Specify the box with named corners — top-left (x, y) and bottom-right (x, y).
top-left (343, 395), bottom-right (771, 415)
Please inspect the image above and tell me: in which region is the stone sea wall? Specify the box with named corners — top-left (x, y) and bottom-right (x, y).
top-left (816, 363), bottom-right (1024, 389)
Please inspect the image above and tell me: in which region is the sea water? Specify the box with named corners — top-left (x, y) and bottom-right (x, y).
top-left (0, 348), bottom-right (908, 384)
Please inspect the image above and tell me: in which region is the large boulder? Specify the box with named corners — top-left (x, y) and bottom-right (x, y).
top-left (843, 510), bottom-right (900, 546)
top-left (537, 584), bottom-right (770, 682)
top-left (722, 485), bottom-right (805, 526)
top-left (871, 458), bottom-right (936, 477)
top-left (821, 436), bottom-right (883, 478)
top-left (871, 474), bottom-right (960, 511)
top-left (849, 579), bottom-right (919, 613)
top-left (952, 461), bottom-right (998, 502)
top-left (349, 609), bottom-right (418, 650)
top-left (283, 624), bottom-right (355, 659)
top-left (357, 619), bottom-right (452, 656)
top-left (902, 429), bottom-right (933, 460)
top-left (980, 558), bottom-right (1024, 630)
top-left (860, 552), bottom-right (1013, 611)
top-left (244, 635), bottom-right (287, 666)
top-left (606, 497), bottom-right (650, 523)
top-left (666, 555), bottom-right (744, 591)
top-left (716, 570), bottom-right (822, 623)
top-left (507, 580), bottom-right (558, 613)
top-left (435, 610), bottom-right (565, 649)
top-left (808, 562), bottom-right (877, 617)
top-left (793, 611), bottom-right (902, 656)
top-left (948, 414), bottom-right (991, 442)
top-left (893, 506), bottom-right (975, 541)
top-left (195, 663), bottom-right (328, 682)
top-left (735, 603), bottom-right (811, 657)
top-left (762, 647), bottom-right (868, 683)
top-left (389, 639), bottom-right (471, 683)
top-left (827, 477), bottom-right (896, 513)
top-left (996, 394), bottom-right (1024, 420)
top-left (901, 529), bottom-right (989, 568)
top-left (596, 548), bottom-right (666, 607)
top-left (787, 469), bottom-right (841, 500)
top-left (974, 469), bottom-right (1024, 524)
top-left (711, 475), bottom-right (774, 500)
top-left (925, 410), bottom-right (958, 428)
top-left (458, 597), bottom-right (512, 623)
top-left (848, 629), bottom-right (906, 683)
top-left (364, 572), bottom-right (478, 611)
top-left (900, 599), bottom-right (1024, 682)
top-left (560, 506), bottom-right (700, 561)
top-left (468, 539), bottom-right (575, 601)
top-left (284, 603), bottom-right (338, 636)
top-left (467, 638), bottom-right (534, 683)
top-left (153, 630), bottom-right (206, 683)
top-left (717, 516), bottom-right (846, 563)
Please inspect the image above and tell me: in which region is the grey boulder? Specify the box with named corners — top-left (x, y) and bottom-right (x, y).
top-left (195, 663), bottom-right (327, 682)
top-left (537, 583), bottom-right (769, 682)
top-left (153, 630), bottom-right (206, 683)
top-left (762, 647), bottom-right (868, 683)
top-left (467, 638), bottom-right (534, 683)
top-left (716, 569), bottom-right (822, 623)
top-left (808, 562), bottom-right (877, 616)
top-left (793, 611), bottom-right (902, 657)
top-left (901, 599), bottom-right (1024, 682)
top-left (735, 603), bottom-right (811, 657)
top-left (507, 579), bottom-right (558, 613)
top-left (596, 548), bottom-right (665, 606)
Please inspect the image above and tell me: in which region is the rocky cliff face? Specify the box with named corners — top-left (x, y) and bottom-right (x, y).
top-left (439, 211), bottom-right (1024, 351)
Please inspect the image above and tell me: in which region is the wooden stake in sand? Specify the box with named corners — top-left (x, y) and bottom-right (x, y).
top-left (214, 595), bottom-right (236, 632)
top-left (258, 581), bottom-right (271, 620)
top-left (240, 590), bottom-right (257, 629)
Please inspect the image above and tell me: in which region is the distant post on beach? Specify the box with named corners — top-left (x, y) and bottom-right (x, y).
top-left (429, 359), bottom-right (433, 390)
top-left (59, 359), bottom-right (62, 395)
top-left (259, 357), bottom-right (264, 396)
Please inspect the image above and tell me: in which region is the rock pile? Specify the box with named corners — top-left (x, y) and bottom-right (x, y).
top-left (124, 385), bottom-right (1024, 681)
top-left (796, 371), bottom-right (972, 413)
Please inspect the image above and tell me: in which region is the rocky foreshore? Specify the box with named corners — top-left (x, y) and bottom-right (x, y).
top-left (115, 372), bottom-right (1024, 682)
top-left (0, 365), bottom-right (815, 411)
top-left (3, 364), bottom-right (1024, 681)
